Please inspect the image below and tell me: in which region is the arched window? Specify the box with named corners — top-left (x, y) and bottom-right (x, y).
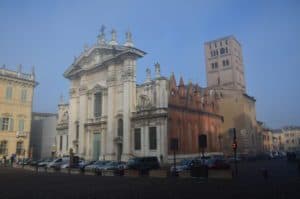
top-left (94, 92), bottom-right (102, 117)
top-left (117, 119), bottom-right (123, 137)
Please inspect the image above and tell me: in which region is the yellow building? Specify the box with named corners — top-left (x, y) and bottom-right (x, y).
top-left (0, 66), bottom-right (36, 160)
top-left (213, 88), bottom-right (259, 155)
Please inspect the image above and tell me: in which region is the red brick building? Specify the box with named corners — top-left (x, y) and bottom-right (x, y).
top-left (167, 74), bottom-right (223, 155)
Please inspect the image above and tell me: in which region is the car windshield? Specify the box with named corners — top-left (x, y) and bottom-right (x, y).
top-left (179, 159), bottom-right (191, 166)
top-left (95, 161), bottom-right (110, 165)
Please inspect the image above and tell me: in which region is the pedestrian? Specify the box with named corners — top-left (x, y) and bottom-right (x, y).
top-left (3, 155), bottom-right (6, 167)
top-left (10, 155), bottom-right (14, 167)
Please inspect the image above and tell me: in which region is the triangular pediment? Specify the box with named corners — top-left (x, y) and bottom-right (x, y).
top-left (64, 44), bottom-right (146, 79)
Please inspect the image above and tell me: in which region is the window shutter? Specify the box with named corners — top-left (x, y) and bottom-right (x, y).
top-left (19, 119), bottom-right (24, 131)
top-left (9, 118), bottom-right (14, 131)
top-left (0, 117), bottom-right (2, 130)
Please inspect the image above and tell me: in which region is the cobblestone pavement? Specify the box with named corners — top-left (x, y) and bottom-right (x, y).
top-left (0, 159), bottom-right (299, 199)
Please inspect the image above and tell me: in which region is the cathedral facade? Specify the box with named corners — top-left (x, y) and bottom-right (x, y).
top-left (56, 28), bottom-right (223, 162)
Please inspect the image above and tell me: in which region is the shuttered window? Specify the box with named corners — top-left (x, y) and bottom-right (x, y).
top-left (0, 141), bottom-right (8, 155)
top-left (94, 92), bottom-right (102, 117)
top-left (134, 128), bottom-right (141, 150)
top-left (149, 127), bottom-right (157, 150)
top-left (21, 89), bottom-right (27, 102)
top-left (16, 141), bottom-right (24, 155)
top-left (6, 87), bottom-right (13, 100)
top-left (18, 119), bottom-right (24, 131)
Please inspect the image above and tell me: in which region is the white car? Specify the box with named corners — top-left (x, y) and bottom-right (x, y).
top-left (47, 158), bottom-right (69, 169)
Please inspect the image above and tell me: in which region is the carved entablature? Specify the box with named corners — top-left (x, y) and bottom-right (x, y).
top-left (79, 85), bottom-right (88, 95)
top-left (89, 84), bottom-right (108, 96)
top-left (69, 88), bottom-right (77, 98)
top-left (121, 67), bottom-right (134, 81)
top-left (136, 94), bottom-right (155, 111)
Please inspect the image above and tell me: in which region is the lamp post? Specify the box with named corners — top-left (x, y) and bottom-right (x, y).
top-left (231, 128), bottom-right (238, 176)
top-left (170, 138), bottom-right (178, 177)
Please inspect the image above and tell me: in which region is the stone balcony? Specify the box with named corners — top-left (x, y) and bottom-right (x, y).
top-left (16, 131), bottom-right (28, 138)
top-left (85, 116), bottom-right (107, 126)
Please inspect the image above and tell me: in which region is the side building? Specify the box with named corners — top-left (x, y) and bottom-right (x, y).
top-left (30, 112), bottom-right (57, 160)
top-left (0, 66), bottom-right (36, 161)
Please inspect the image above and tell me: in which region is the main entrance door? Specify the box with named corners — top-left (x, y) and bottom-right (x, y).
top-left (93, 133), bottom-right (101, 160)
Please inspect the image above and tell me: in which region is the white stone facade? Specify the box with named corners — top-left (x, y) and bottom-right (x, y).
top-left (57, 29), bottom-right (169, 162)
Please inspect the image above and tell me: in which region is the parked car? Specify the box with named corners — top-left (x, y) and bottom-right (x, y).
top-left (127, 156), bottom-right (160, 170)
top-left (29, 159), bottom-right (41, 167)
top-left (227, 156), bottom-right (241, 163)
top-left (60, 157), bottom-right (83, 169)
top-left (18, 158), bottom-right (32, 165)
top-left (79, 160), bottom-right (97, 172)
top-left (207, 158), bottom-right (230, 169)
top-left (47, 158), bottom-right (69, 169)
top-left (170, 159), bottom-right (195, 173)
top-left (85, 161), bottom-right (110, 173)
top-left (37, 158), bottom-right (53, 167)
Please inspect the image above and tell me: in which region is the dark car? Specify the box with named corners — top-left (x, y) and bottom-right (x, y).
top-left (127, 156), bottom-right (160, 170)
top-left (207, 158), bottom-right (230, 169)
top-left (79, 160), bottom-right (96, 172)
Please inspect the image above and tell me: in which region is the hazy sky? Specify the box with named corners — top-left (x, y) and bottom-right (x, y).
top-left (0, 0), bottom-right (299, 128)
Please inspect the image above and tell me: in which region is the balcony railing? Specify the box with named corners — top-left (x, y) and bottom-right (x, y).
top-left (16, 131), bottom-right (27, 138)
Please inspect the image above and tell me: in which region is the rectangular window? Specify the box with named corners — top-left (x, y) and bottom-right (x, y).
top-left (149, 127), bottom-right (157, 150)
top-left (16, 142), bottom-right (24, 155)
top-left (0, 141), bottom-right (8, 155)
top-left (94, 93), bottom-right (102, 117)
top-left (60, 136), bottom-right (63, 151)
top-left (211, 63), bottom-right (214, 69)
top-left (21, 89), bottom-right (27, 102)
top-left (1, 118), bottom-right (9, 131)
top-left (215, 62), bottom-right (218, 68)
top-left (134, 128), bottom-right (141, 150)
top-left (66, 135), bottom-right (69, 151)
top-left (18, 119), bottom-right (24, 131)
top-left (6, 87), bottom-right (13, 100)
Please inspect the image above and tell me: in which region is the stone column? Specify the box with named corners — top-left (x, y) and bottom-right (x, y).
top-left (106, 65), bottom-right (116, 160)
top-left (121, 59), bottom-right (136, 161)
top-left (78, 86), bottom-right (88, 157)
top-left (68, 87), bottom-right (78, 154)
